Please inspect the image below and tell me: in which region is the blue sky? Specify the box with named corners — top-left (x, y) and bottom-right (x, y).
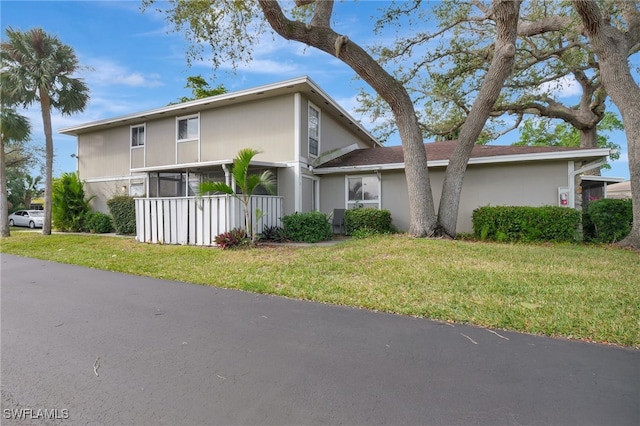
top-left (1, 0), bottom-right (633, 179)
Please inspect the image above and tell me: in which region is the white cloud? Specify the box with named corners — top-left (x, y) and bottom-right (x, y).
top-left (536, 75), bottom-right (582, 98)
top-left (83, 58), bottom-right (164, 88)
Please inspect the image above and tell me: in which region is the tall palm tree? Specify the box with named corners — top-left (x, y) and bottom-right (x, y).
top-left (23, 174), bottom-right (43, 209)
top-left (198, 148), bottom-right (275, 243)
top-left (1, 27), bottom-right (89, 235)
top-left (0, 106), bottom-right (32, 237)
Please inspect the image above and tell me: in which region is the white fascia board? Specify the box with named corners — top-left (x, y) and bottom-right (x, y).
top-left (58, 76), bottom-right (381, 147)
top-left (580, 175), bottom-right (626, 183)
top-left (313, 148), bottom-right (612, 175)
top-left (59, 76), bottom-right (312, 135)
top-left (131, 160), bottom-right (287, 173)
top-left (466, 148), bottom-right (611, 165)
top-left (313, 163), bottom-right (406, 174)
top-left (83, 174), bottom-right (147, 183)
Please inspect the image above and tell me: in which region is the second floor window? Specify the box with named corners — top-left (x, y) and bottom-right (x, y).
top-left (177, 115), bottom-right (199, 141)
top-left (308, 104), bottom-right (320, 157)
top-left (131, 125), bottom-right (145, 147)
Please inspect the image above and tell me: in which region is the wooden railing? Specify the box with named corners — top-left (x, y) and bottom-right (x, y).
top-left (135, 195), bottom-right (283, 246)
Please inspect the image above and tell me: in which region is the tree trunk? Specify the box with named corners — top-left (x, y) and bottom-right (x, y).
top-left (437, 0), bottom-right (521, 237)
top-left (0, 135), bottom-right (10, 237)
top-left (579, 126), bottom-right (597, 149)
top-left (572, 0), bottom-right (640, 248)
top-left (258, 0), bottom-right (437, 236)
top-left (40, 90), bottom-right (54, 236)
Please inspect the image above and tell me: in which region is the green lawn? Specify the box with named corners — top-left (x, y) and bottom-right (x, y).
top-left (1, 231), bottom-right (638, 347)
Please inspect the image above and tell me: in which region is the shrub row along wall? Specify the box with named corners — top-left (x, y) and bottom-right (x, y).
top-left (345, 208), bottom-right (393, 236)
top-left (473, 206), bottom-right (581, 243)
top-left (583, 198), bottom-right (633, 243)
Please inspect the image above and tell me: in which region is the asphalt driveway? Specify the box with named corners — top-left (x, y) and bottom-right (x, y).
top-left (1, 254), bottom-right (638, 425)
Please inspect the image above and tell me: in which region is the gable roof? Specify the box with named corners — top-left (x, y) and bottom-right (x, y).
top-left (59, 76), bottom-right (381, 147)
top-left (314, 140), bottom-right (612, 173)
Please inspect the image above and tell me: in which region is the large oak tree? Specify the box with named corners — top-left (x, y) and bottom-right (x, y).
top-left (572, 0), bottom-right (640, 248)
top-left (144, 0), bottom-right (521, 238)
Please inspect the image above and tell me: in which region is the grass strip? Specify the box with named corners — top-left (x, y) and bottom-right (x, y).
top-left (1, 231), bottom-right (638, 347)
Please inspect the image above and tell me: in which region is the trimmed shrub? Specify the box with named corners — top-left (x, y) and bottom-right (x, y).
top-left (107, 196), bottom-right (136, 235)
top-left (344, 208), bottom-right (393, 236)
top-left (282, 211), bottom-right (332, 243)
top-left (584, 198), bottom-right (632, 243)
top-left (215, 228), bottom-right (249, 249)
top-left (259, 225), bottom-right (288, 243)
top-left (85, 212), bottom-right (114, 234)
top-left (472, 205), bottom-right (581, 243)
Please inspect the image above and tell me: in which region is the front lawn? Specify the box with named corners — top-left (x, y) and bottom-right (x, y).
top-left (1, 231), bottom-right (638, 347)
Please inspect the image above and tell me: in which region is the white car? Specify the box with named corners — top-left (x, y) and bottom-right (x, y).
top-left (8, 210), bottom-right (45, 228)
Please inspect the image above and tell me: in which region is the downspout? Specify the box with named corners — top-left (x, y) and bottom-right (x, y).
top-left (568, 158), bottom-right (607, 208)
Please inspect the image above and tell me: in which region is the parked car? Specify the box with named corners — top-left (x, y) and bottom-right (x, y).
top-left (8, 210), bottom-right (45, 228)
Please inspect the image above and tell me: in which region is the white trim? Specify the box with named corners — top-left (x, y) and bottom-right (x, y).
top-left (580, 175), bottom-right (626, 183)
top-left (176, 113), bottom-right (200, 164)
top-left (294, 93), bottom-right (302, 212)
top-left (345, 173), bottom-right (381, 209)
top-left (302, 174), bottom-right (320, 212)
top-left (83, 174), bottom-right (147, 184)
top-left (131, 159), bottom-right (286, 173)
top-left (313, 148), bottom-right (613, 175)
top-left (130, 123), bottom-right (146, 170)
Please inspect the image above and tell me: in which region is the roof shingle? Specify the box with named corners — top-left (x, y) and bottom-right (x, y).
top-left (318, 140), bottom-right (606, 168)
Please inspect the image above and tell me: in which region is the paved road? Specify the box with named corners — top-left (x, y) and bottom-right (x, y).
top-left (1, 254), bottom-right (638, 425)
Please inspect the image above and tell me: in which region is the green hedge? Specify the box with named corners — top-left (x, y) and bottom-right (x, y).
top-left (107, 196), bottom-right (136, 235)
top-left (282, 211), bottom-right (332, 243)
top-left (345, 208), bottom-right (393, 236)
top-left (583, 198), bottom-right (632, 243)
top-left (84, 212), bottom-right (114, 234)
top-left (472, 205), bottom-right (581, 243)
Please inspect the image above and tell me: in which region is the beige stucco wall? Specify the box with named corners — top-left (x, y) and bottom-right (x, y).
top-left (145, 118), bottom-right (176, 167)
top-left (84, 181), bottom-right (130, 213)
top-left (200, 95), bottom-right (295, 162)
top-left (278, 167), bottom-right (296, 217)
top-left (318, 160), bottom-right (570, 234)
top-left (77, 127), bottom-right (130, 179)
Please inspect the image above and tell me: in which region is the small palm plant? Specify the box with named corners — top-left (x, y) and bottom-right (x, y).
top-left (198, 148), bottom-right (276, 243)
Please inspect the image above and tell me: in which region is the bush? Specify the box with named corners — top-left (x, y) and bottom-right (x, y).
top-left (282, 211), bottom-right (332, 243)
top-left (107, 196), bottom-right (136, 235)
top-left (472, 205), bottom-right (581, 243)
top-left (52, 172), bottom-right (93, 232)
top-left (259, 225), bottom-right (288, 243)
top-left (583, 198), bottom-right (632, 243)
top-left (84, 212), bottom-right (114, 234)
top-left (345, 208), bottom-right (393, 236)
top-left (215, 228), bottom-right (249, 249)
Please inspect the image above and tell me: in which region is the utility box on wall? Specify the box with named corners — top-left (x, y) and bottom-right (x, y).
top-left (558, 187), bottom-right (570, 207)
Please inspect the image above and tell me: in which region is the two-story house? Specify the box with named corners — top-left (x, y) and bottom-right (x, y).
top-left (60, 76), bottom-right (617, 244)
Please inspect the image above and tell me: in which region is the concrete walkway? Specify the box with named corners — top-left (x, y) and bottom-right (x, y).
top-left (1, 254), bottom-right (638, 425)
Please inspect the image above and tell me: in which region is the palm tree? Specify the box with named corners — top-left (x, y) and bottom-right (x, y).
top-left (23, 174), bottom-right (43, 209)
top-left (1, 27), bottom-right (89, 235)
top-left (0, 106), bottom-right (32, 237)
top-left (198, 148), bottom-right (276, 243)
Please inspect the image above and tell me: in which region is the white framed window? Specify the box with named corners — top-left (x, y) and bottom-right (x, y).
top-left (308, 103), bottom-right (320, 158)
top-left (131, 124), bottom-right (145, 147)
top-left (176, 114), bottom-right (199, 142)
top-left (346, 175), bottom-right (380, 209)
